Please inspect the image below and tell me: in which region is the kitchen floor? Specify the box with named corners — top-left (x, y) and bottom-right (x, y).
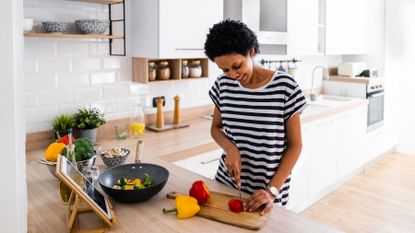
top-left (301, 152), bottom-right (415, 233)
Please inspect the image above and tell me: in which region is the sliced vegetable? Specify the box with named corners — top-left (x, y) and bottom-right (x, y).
top-left (228, 198), bottom-right (244, 213)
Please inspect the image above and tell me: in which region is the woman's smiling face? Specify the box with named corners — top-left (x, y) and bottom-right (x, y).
top-left (214, 50), bottom-right (254, 84)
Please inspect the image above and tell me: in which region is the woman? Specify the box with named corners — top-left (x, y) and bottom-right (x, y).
top-left (204, 19), bottom-right (307, 215)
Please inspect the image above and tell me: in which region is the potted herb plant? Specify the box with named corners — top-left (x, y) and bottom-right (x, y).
top-left (51, 114), bottom-right (74, 139)
top-left (73, 107), bottom-right (106, 144)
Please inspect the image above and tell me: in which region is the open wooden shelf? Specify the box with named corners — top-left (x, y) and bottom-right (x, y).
top-left (71, 0), bottom-right (123, 4)
top-left (133, 57), bottom-right (209, 84)
top-left (24, 32), bottom-right (124, 39)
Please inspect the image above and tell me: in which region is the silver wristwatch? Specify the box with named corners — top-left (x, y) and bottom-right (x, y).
top-left (267, 185), bottom-right (279, 198)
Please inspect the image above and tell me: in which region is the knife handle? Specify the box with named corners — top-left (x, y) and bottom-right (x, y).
top-left (166, 191), bottom-right (187, 199)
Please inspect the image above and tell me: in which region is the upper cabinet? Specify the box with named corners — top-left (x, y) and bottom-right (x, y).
top-left (323, 0), bottom-right (368, 55)
top-left (287, 0), bottom-right (319, 55)
top-left (131, 0), bottom-right (223, 59)
top-left (224, 0), bottom-right (318, 55)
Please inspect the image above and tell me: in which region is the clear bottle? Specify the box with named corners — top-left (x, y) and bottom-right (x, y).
top-left (182, 60), bottom-right (189, 78)
top-left (130, 102), bottom-right (145, 138)
top-left (60, 130), bottom-right (76, 203)
top-left (148, 62), bottom-right (156, 81)
top-left (189, 60), bottom-right (202, 78)
top-left (157, 61), bottom-right (171, 80)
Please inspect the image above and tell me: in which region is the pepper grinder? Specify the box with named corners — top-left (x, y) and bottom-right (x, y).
top-left (173, 95), bottom-right (181, 125)
top-left (156, 97), bottom-right (164, 129)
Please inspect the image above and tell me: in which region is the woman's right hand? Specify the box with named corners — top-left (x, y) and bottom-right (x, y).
top-left (225, 145), bottom-right (241, 187)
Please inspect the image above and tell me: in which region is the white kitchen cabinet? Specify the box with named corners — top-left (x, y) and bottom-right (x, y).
top-left (324, 0), bottom-right (367, 54)
top-left (336, 106), bottom-right (367, 178)
top-left (287, 0), bottom-right (319, 55)
top-left (132, 0), bottom-right (223, 59)
top-left (287, 126), bottom-right (311, 213)
top-left (173, 149), bottom-right (222, 179)
top-left (308, 116), bottom-right (338, 198)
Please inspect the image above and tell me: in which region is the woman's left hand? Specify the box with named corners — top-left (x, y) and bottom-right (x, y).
top-left (245, 189), bottom-right (276, 215)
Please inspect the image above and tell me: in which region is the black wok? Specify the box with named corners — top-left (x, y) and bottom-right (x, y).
top-left (99, 163), bottom-right (169, 203)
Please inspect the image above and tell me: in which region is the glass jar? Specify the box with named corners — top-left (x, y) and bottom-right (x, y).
top-left (157, 61), bottom-right (171, 80)
top-left (130, 102), bottom-right (145, 138)
top-left (182, 60), bottom-right (189, 78)
top-left (148, 62), bottom-right (156, 81)
top-left (189, 60), bottom-right (202, 78)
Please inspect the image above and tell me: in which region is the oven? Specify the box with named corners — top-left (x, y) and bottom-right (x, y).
top-left (323, 78), bottom-right (385, 132)
top-left (367, 89), bottom-right (384, 131)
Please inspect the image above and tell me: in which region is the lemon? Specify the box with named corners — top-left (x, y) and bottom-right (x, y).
top-left (130, 122), bottom-right (145, 137)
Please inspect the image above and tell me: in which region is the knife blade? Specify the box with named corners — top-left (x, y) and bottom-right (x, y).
top-left (238, 187), bottom-right (244, 209)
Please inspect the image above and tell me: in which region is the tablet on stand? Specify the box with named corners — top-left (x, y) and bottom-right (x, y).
top-left (56, 155), bottom-right (116, 233)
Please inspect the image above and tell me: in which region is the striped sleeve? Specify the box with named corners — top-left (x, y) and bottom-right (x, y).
top-left (209, 77), bottom-right (222, 111)
top-left (283, 76), bottom-right (308, 120)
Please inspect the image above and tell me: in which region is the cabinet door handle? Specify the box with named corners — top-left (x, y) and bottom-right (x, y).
top-left (175, 48), bottom-right (204, 51)
top-left (201, 158), bottom-right (220, 165)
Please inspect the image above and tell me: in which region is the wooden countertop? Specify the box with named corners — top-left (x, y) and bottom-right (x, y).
top-left (27, 106), bottom-right (357, 232)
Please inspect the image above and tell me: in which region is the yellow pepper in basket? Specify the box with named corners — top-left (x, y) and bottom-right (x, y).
top-left (163, 195), bottom-right (200, 219)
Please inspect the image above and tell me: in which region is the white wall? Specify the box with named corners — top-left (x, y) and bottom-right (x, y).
top-left (385, 0), bottom-right (415, 154)
top-left (0, 0), bottom-right (27, 232)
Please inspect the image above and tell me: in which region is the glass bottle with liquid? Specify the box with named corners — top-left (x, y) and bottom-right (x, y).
top-left (59, 130), bottom-right (76, 203)
top-left (130, 102), bottom-right (145, 138)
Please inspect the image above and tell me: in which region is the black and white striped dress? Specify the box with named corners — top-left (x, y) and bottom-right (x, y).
top-left (209, 71), bottom-right (307, 206)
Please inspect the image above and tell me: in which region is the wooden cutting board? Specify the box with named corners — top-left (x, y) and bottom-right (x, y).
top-left (166, 191), bottom-right (270, 230)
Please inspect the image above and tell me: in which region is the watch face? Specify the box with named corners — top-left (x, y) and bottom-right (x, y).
top-left (269, 186), bottom-right (278, 196)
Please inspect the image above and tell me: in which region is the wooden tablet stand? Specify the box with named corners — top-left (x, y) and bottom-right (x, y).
top-left (66, 191), bottom-right (115, 233)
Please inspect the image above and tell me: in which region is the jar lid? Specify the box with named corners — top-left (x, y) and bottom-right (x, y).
top-left (182, 60), bottom-right (188, 65)
top-left (191, 60), bottom-right (200, 65)
top-left (160, 61), bottom-right (169, 65)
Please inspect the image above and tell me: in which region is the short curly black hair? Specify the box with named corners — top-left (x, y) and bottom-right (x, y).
top-left (204, 19), bottom-right (260, 61)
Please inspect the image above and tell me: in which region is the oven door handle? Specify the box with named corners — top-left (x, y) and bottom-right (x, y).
top-left (368, 91), bottom-right (384, 98)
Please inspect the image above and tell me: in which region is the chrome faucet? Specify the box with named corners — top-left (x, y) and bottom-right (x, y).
top-left (310, 66), bottom-right (329, 101)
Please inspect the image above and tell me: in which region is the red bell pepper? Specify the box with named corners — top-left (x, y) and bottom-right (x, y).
top-left (228, 198), bottom-right (244, 213)
top-left (57, 134), bottom-right (75, 145)
top-left (189, 180), bottom-right (211, 205)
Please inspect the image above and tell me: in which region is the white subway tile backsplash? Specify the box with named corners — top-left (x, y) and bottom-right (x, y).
top-left (25, 106), bottom-right (57, 126)
top-left (90, 71), bottom-right (116, 84)
top-left (57, 42), bottom-right (89, 56)
top-left (103, 57), bottom-right (121, 69)
top-left (24, 73), bottom-right (57, 91)
top-left (103, 84), bottom-right (130, 99)
top-left (24, 7), bottom-right (55, 21)
top-left (38, 89), bottom-right (74, 106)
top-left (24, 39), bottom-right (57, 57)
top-left (72, 57), bottom-right (100, 71)
top-left (25, 92), bottom-right (39, 108)
top-left (38, 57), bottom-right (71, 73)
top-left (23, 1), bottom-right (216, 134)
top-left (74, 87), bottom-right (102, 102)
top-left (89, 43), bottom-right (109, 56)
top-left (130, 84), bottom-right (151, 96)
top-left (57, 73), bottom-right (90, 88)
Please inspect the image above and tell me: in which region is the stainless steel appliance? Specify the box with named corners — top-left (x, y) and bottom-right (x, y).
top-left (323, 77), bottom-right (385, 132)
top-left (366, 83), bottom-right (384, 131)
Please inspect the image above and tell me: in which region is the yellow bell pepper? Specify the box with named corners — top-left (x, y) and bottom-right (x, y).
top-left (163, 195), bottom-right (200, 219)
top-left (45, 142), bottom-right (66, 162)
